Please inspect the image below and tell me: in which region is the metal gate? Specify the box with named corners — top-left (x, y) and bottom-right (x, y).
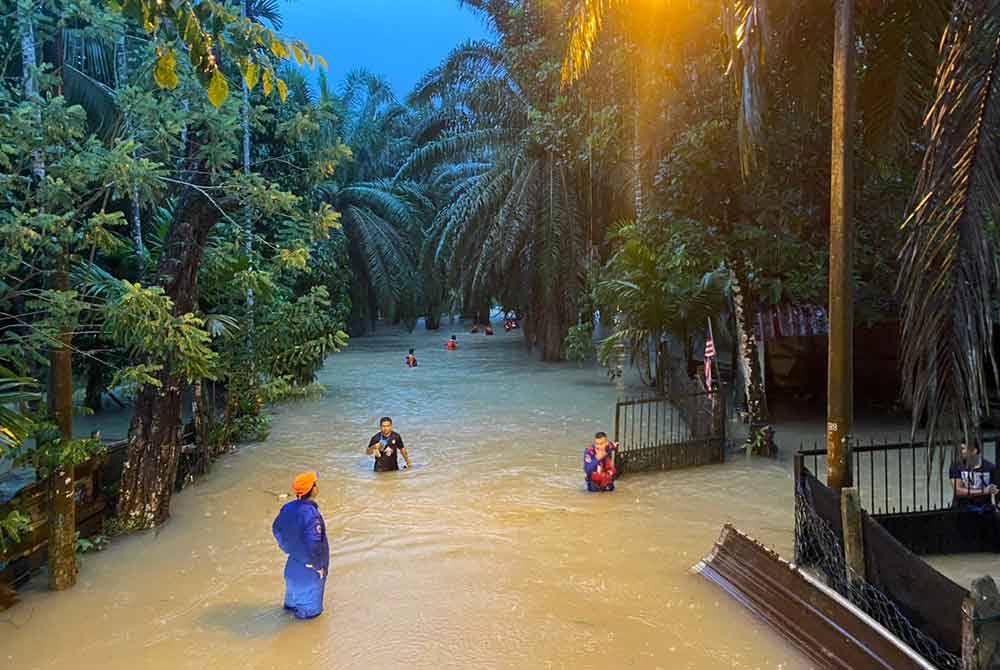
top-left (613, 391), bottom-right (725, 475)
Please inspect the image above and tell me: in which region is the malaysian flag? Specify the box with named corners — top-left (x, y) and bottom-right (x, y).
top-left (704, 337), bottom-right (716, 389)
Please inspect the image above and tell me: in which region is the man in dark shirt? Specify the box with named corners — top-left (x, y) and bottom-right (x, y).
top-left (366, 416), bottom-right (411, 472)
top-left (950, 441), bottom-right (998, 510)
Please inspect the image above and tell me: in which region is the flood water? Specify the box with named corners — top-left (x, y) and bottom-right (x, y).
top-left (1, 324), bottom-right (809, 670)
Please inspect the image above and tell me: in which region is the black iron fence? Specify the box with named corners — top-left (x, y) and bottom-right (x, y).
top-left (613, 390), bottom-right (725, 474)
top-left (797, 432), bottom-right (1000, 516)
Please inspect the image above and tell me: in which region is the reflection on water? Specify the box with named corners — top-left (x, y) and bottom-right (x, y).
top-left (0, 325), bottom-right (809, 669)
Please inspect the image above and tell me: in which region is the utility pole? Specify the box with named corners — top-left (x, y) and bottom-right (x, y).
top-left (827, 0), bottom-right (855, 490)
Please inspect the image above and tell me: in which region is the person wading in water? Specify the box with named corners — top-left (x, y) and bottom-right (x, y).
top-left (367, 417), bottom-right (411, 472)
top-left (272, 472), bottom-right (329, 619)
top-left (405, 348), bottom-right (418, 368)
top-left (584, 432), bottom-right (618, 492)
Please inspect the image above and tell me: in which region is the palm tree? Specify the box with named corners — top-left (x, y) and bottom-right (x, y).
top-left (399, 21), bottom-right (588, 360)
top-left (316, 70), bottom-right (424, 334)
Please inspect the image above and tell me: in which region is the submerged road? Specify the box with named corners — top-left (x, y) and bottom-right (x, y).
top-left (1, 323), bottom-right (809, 669)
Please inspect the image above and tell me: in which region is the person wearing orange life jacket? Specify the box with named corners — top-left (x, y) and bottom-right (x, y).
top-left (446, 335), bottom-right (457, 350)
top-left (405, 348), bottom-right (417, 368)
top-left (583, 432), bottom-right (618, 492)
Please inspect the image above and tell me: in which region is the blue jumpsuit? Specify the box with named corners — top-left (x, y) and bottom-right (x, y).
top-left (272, 498), bottom-right (329, 619)
top-left (583, 445), bottom-right (617, 492)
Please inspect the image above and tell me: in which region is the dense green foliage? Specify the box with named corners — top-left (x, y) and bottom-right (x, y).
top-left (0, 0), bottom-right (352, 535)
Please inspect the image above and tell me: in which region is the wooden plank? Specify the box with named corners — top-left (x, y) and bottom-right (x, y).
top-left (694, 525), bottom-right (936, 670)
top-left (841, 487), bottom-right (866, 582)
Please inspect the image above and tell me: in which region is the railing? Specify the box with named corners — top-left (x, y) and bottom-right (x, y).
top-left (797, 433), bottom-right (1000, 516)
top-left (614, 390), bottom-right (725, 474)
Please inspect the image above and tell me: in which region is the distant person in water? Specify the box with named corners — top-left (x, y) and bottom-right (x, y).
top-left (470, 324), bottom-right (479, 334)
top-left (446, 335), bottom-right (457, 350)
top-left (272, 471), bottom-right (329, 619)
top-left (367, 417), bottom-right (411, 472)
top-left (405, 348), bottom-right (417, 368)
top-left (584, 432), bottom-right (618, 492)
top-left (484, 325), bottom-right (494, 336)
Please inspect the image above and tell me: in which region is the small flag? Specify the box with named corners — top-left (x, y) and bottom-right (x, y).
top-left (704, 337), bottom-right (716, 389)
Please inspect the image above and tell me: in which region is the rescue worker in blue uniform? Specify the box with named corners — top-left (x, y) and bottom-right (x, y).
top-left (272, 471), bottom-right (329, 619)
top-left (584, 432), bottom-right (618, 492)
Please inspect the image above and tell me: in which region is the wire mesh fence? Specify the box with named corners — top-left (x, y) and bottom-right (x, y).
top-left (794, 469), bottom-right (963, 670)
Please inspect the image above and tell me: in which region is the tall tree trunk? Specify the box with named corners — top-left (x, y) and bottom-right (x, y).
top-left (48, 260), bottom-right (76, 590)
top-left (18, 0), bottom-right (43, 184)
top-left (541, 305), bottom-right (569, 362)
top-left (115, 28), bottom-right (143, 259)
top-left (17, 0), bottom-right (36, 98)
top-left (632, 70), bottom-right (643, 221)
top-left (192, 379), bottom-right (208, 475)
top-left (84, 363), bottom-right (104, 414)
top-left (476, 297), bottom-right (492, 326)
top-left (19, 0), bottom-right (75, 589)
top-left (522, 312), bottom-right (535, 350)
top-left (117, 184), bottom-right (220, 529)
top-left (729, 267), bottom-right (768, 436)
top-left (241, 0), bottom-right (255, 334)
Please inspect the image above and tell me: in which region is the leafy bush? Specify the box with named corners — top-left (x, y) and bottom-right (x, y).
top-left (563, 323), bottom-right (596, 364)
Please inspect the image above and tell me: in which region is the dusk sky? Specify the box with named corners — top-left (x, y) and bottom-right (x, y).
top-left (281, 0), bottom-right (494, 98)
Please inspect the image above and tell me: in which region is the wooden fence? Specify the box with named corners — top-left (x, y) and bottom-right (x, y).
top-left (0, 439), bottom-right (129, 586)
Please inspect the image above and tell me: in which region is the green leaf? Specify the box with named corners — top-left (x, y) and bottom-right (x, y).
top-left (207, 68), bottom-right (229, 108)
top-left (153, 49), bottom-right (180, 90)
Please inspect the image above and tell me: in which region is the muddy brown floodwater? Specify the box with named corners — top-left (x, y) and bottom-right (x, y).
top-left (1, 324), bottom-right (811, 670)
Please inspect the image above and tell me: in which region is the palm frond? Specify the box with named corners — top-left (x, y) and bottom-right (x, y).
top-left (394, 127), bottom-right (510, 180)
top-left (724, 0), bottom-right (770, 177)
top-left (0, 366), bottom-right (38, 449)
top-left (561, 0), bottom-right (622, 86)
top-left (408, 40), bottom-right (507, 105)
top-left (898, 1), bottom-right (1000, 454)
top-left (72, 261), bottom-right (126, 300)
top-left (203, 313), bottom-right (240, 338)
top-left (248, 0), bottom-right (283, 29)
top-left (338, 182), bottom-right (422, 229)
top-left (859, 1), bottom-right (949, 166)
